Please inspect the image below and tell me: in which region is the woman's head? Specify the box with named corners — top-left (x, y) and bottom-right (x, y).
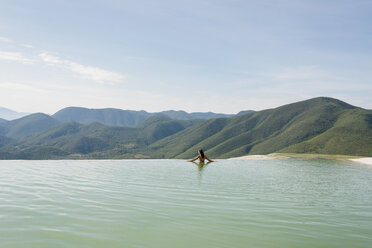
top-left (198, 149), bottom-right (205, 158)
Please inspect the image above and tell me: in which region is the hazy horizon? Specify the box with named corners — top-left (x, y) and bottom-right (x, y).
top-left (1, 1), bottom-right (371, 113)
top-left (0, 104), bottom-right (237, 116)
top-left (2, 96), bottom-right (370, 117)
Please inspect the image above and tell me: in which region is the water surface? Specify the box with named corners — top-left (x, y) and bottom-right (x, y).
top-left (0, 159), bottom-right (371, 248)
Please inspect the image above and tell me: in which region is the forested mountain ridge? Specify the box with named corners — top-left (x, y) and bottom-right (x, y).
top-left (0, 116), bottom-right (203, 159)
top-left (0, 97), bottom-right (370, 159)
top-left (146, 97), bottom-right (371, 158)
top-left (0, 113), bottom-right (59, 138)
top-left (53, 107), bottom-right (234, 126)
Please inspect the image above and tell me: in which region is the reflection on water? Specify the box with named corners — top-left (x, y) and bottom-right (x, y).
top-left (191, 161), bottom-right (213, 185)
top-left (0, 159), bottom-right (372, 248)
top-left (191, 160), bottom-right (213, 171)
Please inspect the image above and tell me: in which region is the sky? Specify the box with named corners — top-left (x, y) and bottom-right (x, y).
top-left (0, 0), bottom-right (371, 114)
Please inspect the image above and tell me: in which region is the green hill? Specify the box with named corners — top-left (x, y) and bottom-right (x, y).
top-left (1, 116), bottom-right (203, 159)
top-left (146, 97), bottom-right (371, 158)
top-left (280, 108), bottom-right (372, 156)
top-left (0, 135), bottom-right (12, 148)
top-left (158, 110), bottom-right (234, 120)
top-left (53, 107), bottom-right (150, 127)
top-left (1, 113), bottom-right (60, 138)
top-left (0, 97), bottom-right (370, 159)
top-left (53, 107), bottom-right (233, 127)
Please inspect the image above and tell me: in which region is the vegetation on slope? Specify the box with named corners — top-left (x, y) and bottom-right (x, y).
top-left (0, 113), bottom-right (60, 138)
top-left (53, 107), bottom-right (150, 127)
top-left (280, 108), bottom-right (372, 156)
top-left (147, 97), bottom-right (370, 158)
top-left (0, 116), bottom-right (203, 159)
top-left (53, 107), bottom-right (234, 127)
top-left (0, 97), bottom-right (370, 159)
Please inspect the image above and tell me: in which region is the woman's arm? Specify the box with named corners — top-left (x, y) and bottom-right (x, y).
top-left (188, 156), bottom-right (199, 162)
top-left (205, 156), bottom-right (214, 162)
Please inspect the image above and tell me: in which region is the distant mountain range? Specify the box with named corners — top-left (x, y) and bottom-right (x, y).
top-left (0, 113), bottom-right (59, 138)
top-left (0, 106), bottom-right (234, 126)
top-left (52, 107), bottom-right (234, 127)
top-left (0, 97), bottom-right (371, 159)
top-left (0, 107), bottom-right (29, 120)
top-left (0, 115), bottom-right (203, 159)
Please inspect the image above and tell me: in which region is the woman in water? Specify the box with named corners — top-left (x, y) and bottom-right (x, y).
top-left (188, 149), bottom-right (214, 163)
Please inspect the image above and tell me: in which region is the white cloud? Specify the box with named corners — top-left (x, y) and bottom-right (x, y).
top-left (0, 37), bottom-right (12, 43)
top-left (39, 52), bottom-right (125, 84)
top-left (0, 82), bottom-right (49, 93)
top-left (0, 51), bottom-right (34, 64)
top-left (22, 44), bottom-right (34, 48)
top-left (39, 52), bottom-right (62, 64)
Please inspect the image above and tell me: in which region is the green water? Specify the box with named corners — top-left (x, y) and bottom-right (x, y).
top-left (0, 159), bottom-right (371, 248)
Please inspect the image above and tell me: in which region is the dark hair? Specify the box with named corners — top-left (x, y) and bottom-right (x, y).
top-left (198, 149), bottom-right (205, 158)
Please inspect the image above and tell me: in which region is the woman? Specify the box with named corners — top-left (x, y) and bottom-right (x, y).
top-left (188, 149), bottom-right (214, 163)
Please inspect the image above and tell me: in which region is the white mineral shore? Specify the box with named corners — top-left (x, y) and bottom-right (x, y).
top-left (349, 158), bottom-right (372, 166)
top-left (229, 154), bottom-right (372, 165)
top-left (228, 154), bottom-right (288, 160)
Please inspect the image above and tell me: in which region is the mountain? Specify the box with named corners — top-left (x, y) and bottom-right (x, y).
top-left (53, 107), bottom-right (233, 126)
top-left (0, 107), bottom-right (29, 120)
top-left (157, 110), bottom-right (234, 120)
top-left (0, 135), bottom-right (12, 148)
top-left (0, 97), bottom-right (370, 159)
top-left (1, 116), bottom-right (203, 159)
top-left (237, 110), bottom-right (255, 115)
top-left (147, 97), bottom-right (372, 158)
top-left (0, 113), bottom-right (60, 138)
top-left (280, 107), bottom-right (372, 155)
top-left (0, 118), bottom-right (7, 123)
top-left (53, 107), bottom-right (150, 127)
